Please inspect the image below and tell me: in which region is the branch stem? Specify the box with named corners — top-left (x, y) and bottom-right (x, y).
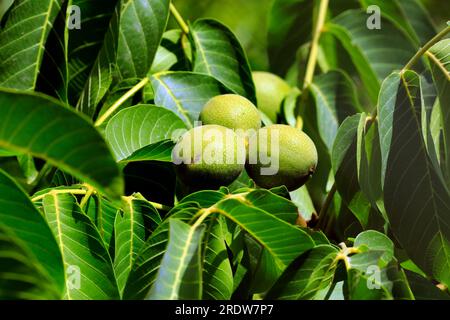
top-left (94, 77), bottom-right (150, 127)
top-left (32, 189), bottom-right (87, 202)
top-left (296, 0), bottom-right (329, 128)
top-left (402, 25), bottom-right (450, 72)
top-left (303, 0), bottom-right (329, 89)
top-left (170, 3), bottom-right (189, 34)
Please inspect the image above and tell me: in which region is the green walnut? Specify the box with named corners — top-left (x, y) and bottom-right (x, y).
top-left (253, 71), bottom-right (292, 123)
top-left (246, 124), bottom-right (318, 191)
top-left (200, 94), bottom-right (261, 132)
top-left (172, 125), bottom-right (246, 190)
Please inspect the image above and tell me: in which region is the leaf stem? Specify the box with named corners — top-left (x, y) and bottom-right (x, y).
top-left (402, 25), bottom-right (450, 72)
top-left (32, 189), bottom-right (87, 202)
top-left (170, 3), bottom-right (189, 34)
top-left (79, 185), bottom-right (95, 209)
top-left (149, 201), bottom-right (172, 212)
top-left (94, 77), bottom-right (150, 127)
top-left (317, 183), bottom-right (337, 223)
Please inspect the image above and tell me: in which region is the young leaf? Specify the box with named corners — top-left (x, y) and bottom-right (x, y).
top-left (332, 114), bottom-right (372, 228)
top-left (0, 170), bottom-right (65, 296)
top-left (43, 193), bottom-right (120, 300)
top-left (105, 104), bottom-right (186, 161)
top-left (147, 219), bottom-right (205, 300)
top-left (121, 140), bottom-right (175, 163)
top-left (0, 0), bottom-right (64, 90)
top-left (356, 114), bottom-right (386, 219)
top-left (190, 19), bottom-right (256, 103)
top-left (378, 70), bottom-right (450, 287)
top-left (151, 71), bottom-right (231, 127)
top-left (0, 89), bottom-right (124, 199)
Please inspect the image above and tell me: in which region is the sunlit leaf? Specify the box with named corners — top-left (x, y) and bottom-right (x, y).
top-left (43, 193), bottom-right (120, 299)
top-left (0, 89), bottom-right (124, 199)
top-left (105, 104), bottom-right (186, 161)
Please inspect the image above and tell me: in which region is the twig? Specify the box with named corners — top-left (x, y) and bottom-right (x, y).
top-left (170, 3), bottom-right (189, 34)
top-left (94, 77), bottom-right (150, 127)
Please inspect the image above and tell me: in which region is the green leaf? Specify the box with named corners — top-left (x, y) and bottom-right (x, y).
top-left (151, 71), bottom-right (231, 127)
top-left (151, 46), bottom-right (178, 74)
top-left (428, 39), bottom-right (450, 188)
top-left (121, 140), bottom-right (175, 163)
top-left (289, 186), bottom-right (316, 222)
top-left (405, 270), bottom-right (450, 300)
top-left (124, 189), bottom-right (314, 299)
top-left (84, 194), bottom-right (119, 251)
top-left (36, 1), bottom-right (70, 103)
top-left (267, 0), bottom-right (314, 76)
top-left (0, 170), bottom-right (65, 296)
top-left (0, 0), bottom-right (64, 90)
top-left (115, 196), bottom-right (161, 294)
top-left (147, 218), bottom-right (205, 300)
top-left (122, 207), bottom-right (196, 299)
top-left (17, 154), bottom-right (38, 184)
top-left (266, 245), bottom-right (339, 300)
top-left (202, 216), bottom-right (233, 300)
top-left (77, 0), bottom-right (170, 117)
top-left (354, 230), bottom-right (394, 267)
top-left (359, 0), bottom-right (436, 46)
top-left (43, 193), bottom-right (120, 300)
top-left (116, 0), bottom-right (170, 79)
top-left (0, 224), bottom-right (61, 300)
top-left (66, 0), bottom-right (119, 105)
top-left (378, 70), bottom-right (450, 287)
top-left (306, 70), bottom-right (362, 151)
top-left (105, 104), bottom-right (186, 161)
top-left (0, 89), bottom-right (123, 199)
top-left (190, 19), bottom-right (256, 103)
top-left (357, 113), bottom-right (386, 218)
top-left (213, 198), bottom-right (315, 269)
top-left (327, 10), bottom-right (418, 103)
top-left (332, 114), bottom-right (372, 228)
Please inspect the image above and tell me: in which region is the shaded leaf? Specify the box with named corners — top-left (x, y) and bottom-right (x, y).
top-left (378, 70), bottom-right (450, 287)
top-left (0, 224), bottom-right (61, 300)
top-left (267, 0), bottom-right (314, 76)
top-left (0, 0), bottom-right (64, 90)
top-left (266, 245), bottom-right (339, 300)
top-left (0, 170), bottom-right (65, 296)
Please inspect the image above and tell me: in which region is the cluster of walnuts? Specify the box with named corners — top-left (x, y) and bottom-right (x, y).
top-left (172, 72), bottom-right (318, 192)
